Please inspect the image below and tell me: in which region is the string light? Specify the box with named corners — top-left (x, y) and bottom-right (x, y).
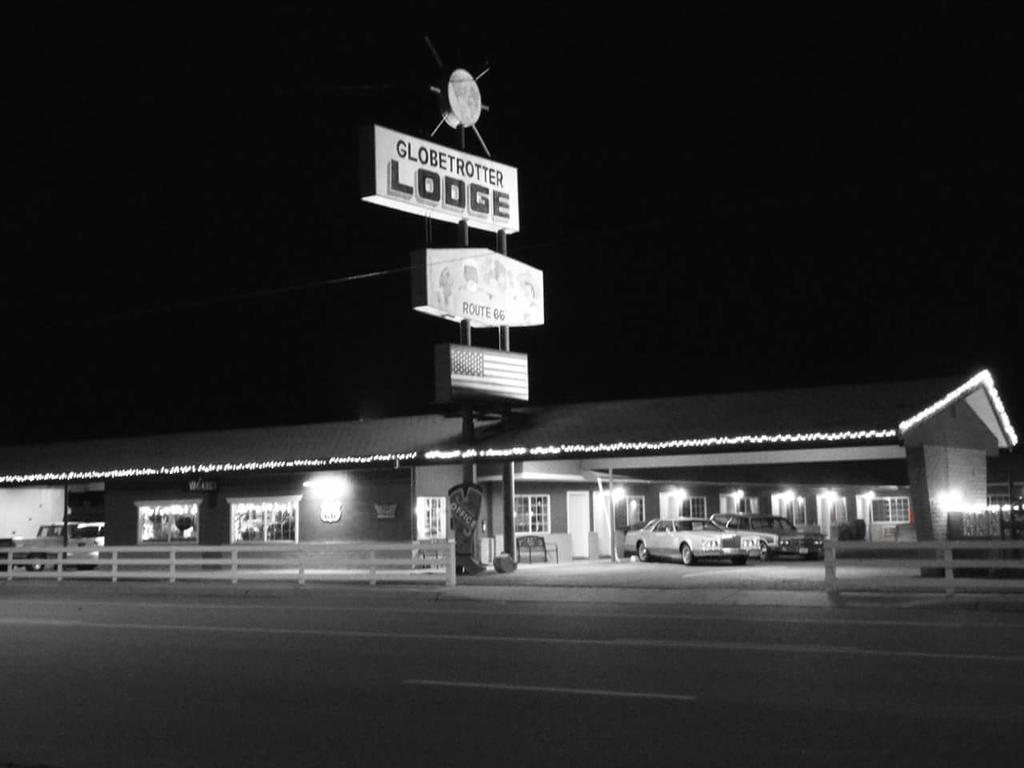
top-left (898, 369), bottom-right (1018, 446)
top-left (426, 428), bottom-right (897, 461)
top-left (0, 453), bottom-right (419, 485)
top-left (4, 370), bottom-right (1013, 484)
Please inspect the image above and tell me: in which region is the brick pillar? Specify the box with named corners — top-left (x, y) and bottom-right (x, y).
top-left (906, 444), bottom-right (987, 541)
top-left (903, 398), bottom-right (998, 541)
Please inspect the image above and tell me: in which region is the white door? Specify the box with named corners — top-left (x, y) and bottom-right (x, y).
top-left (658, 491), bottom-right (675, 519)
top-left (816, 493), bottom-right (848, 539)
top-left (592, 492), bottom-right (612, 557)
top-left (567, 491), bottom-right (590, 559)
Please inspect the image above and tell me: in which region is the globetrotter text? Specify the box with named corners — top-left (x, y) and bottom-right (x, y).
top-left (396, 139), bottom-right (505, 187)
top-left (388, 139), bottom-right (511, 224)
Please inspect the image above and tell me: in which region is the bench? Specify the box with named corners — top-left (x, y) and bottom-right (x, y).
top-left (516, 535), bottom-right (558, 564)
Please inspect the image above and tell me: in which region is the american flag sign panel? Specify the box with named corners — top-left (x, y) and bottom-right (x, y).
top-left (435, 343), bottom-right (529, 403)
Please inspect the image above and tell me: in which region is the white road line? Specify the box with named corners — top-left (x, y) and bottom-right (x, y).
top-left (0, 617), bottom-right (80, 626)
top-left (3, 618), bottom-right (1024, 663)
top-left (404, 679), bottom-right (696, 701)
top-left (611, 637), bottom-right (1024, 663)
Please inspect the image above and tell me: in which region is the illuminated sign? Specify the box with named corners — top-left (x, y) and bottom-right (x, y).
top-left (374, 503), bottom-right (397, 520)
top-left (359, 124), bottom-right (520, 233)
top-left (434, 343), bottom-right (529, 403)
top-left (319, 501), bottom-right (342, 523)
top-left (447, 483), bottom-right (483, 558)
top-left (411, 248), bottom-right (543, 328)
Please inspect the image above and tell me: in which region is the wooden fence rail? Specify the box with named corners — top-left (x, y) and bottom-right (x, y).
top-left (1, 541), bottom-right (457, 587)
top-left (824, 539), bottom-right (1024, 596)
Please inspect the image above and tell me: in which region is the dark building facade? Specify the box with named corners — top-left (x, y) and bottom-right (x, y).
top-left (1, 370), bottom-right (1017, 563)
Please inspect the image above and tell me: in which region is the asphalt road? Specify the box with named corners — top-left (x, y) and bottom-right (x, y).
top-left (2, 582), bottom-right (1024, 768)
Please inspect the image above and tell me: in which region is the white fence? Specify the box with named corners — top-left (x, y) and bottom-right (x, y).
top-left (1, 541), bottom-right (457, 587)
top-left (824, 539), bottom-right (1024, 596)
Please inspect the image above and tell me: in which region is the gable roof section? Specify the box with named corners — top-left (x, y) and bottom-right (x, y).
top-left (897, 369), bottom-right (1017, 449)
top-left (0, 371), bottom-right (1012, 485)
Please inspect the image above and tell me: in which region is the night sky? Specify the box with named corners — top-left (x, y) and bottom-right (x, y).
top-left (2, 5), bottom-right (1022, 445)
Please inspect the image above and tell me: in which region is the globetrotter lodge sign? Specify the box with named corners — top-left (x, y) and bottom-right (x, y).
top-left (411, 247), bottom-right (544, 328)
top-left (359, 125), bottom-right (520, 233)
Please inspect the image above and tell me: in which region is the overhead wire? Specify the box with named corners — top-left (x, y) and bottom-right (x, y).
top-left (13, 217), bottom-right (670, 334)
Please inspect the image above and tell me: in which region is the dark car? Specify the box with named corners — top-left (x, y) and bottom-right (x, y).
top-left (709, 513), bottom-right (824, 560)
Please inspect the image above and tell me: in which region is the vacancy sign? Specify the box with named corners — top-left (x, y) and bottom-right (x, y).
top-left (411, 248), bottom-right (543, 328)
top-left (435, 343), bottom-right (529, 404)
top-left (359, 125), bottom-right (520, 234)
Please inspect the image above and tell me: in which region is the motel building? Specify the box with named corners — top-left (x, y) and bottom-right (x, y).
top-left (0, 370), bottom-right (1020, 570)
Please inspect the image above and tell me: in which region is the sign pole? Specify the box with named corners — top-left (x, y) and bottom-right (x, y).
top-left (458, 218), bottom-right (476, 487)
top-left (62, 482), bottom-right (70, 548)
top-left (497, 228), bottom-right (517, 562)
top-left (455, 215), bottom-right (485, 574)
top-left (609, 467), bottom-right (619, 562)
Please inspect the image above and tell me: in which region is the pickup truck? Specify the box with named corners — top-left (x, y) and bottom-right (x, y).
top-left (0, 522), bottom-right (106, 571)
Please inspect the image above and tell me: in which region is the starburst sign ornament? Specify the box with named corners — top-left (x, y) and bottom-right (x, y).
top-left (425, 36), bottom-right (491, 157)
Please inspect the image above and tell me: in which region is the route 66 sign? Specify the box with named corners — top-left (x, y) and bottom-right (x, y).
top-left (320, 500), bottom-right (342, 524)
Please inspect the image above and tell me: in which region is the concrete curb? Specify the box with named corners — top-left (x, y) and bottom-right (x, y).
top-left (434, 584), bottom-right (835, 607)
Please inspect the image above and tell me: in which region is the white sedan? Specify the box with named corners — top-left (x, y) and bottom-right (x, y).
top-left (624, 518), bottom-right (748, 565)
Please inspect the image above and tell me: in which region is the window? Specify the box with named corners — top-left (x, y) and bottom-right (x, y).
top-left (871, 496), bottom-right (910, 523)
top-left (416, 496), bottom-right (447, 540)
top-left (773, 494), bottom-right (810, 526)
top-left (719, 494), bottom-right (759, 516)
top-left (663, 493), bottom-right (708, 518)
top-left (680, 497), bottom-right (707, 518)
top-left (229, 496), bottom-right (301, 543)
top-left (616, 495), bottom-right (646, 527)
top-left (136, 501), bottom-right (199, 543)
top-left (985, 494), bottom-right (1022, 513)
top-left (514, 495), bottom-right (550, 534)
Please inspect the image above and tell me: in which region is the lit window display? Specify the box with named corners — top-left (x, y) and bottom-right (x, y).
top-left (416, 496), bottom-right (447, 540)
top-left (136, 501), bottom-right (200, 543)
top-left (229, 496), bottom-right (301, 543)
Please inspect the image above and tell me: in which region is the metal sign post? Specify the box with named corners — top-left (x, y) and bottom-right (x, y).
top-left (497, 228), bottom-right (517, 563)
top-left (359, 49), bottom-right (542, 575)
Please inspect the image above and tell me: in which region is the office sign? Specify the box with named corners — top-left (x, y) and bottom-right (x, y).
top-left (447, 483), bottom-right (483, 558)
top-left (411, 248), bottom-right (543, 328)
top-left (435, 343), bottom-right (529, 403)
top-left (359, 124), bottom-right (520, 233)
